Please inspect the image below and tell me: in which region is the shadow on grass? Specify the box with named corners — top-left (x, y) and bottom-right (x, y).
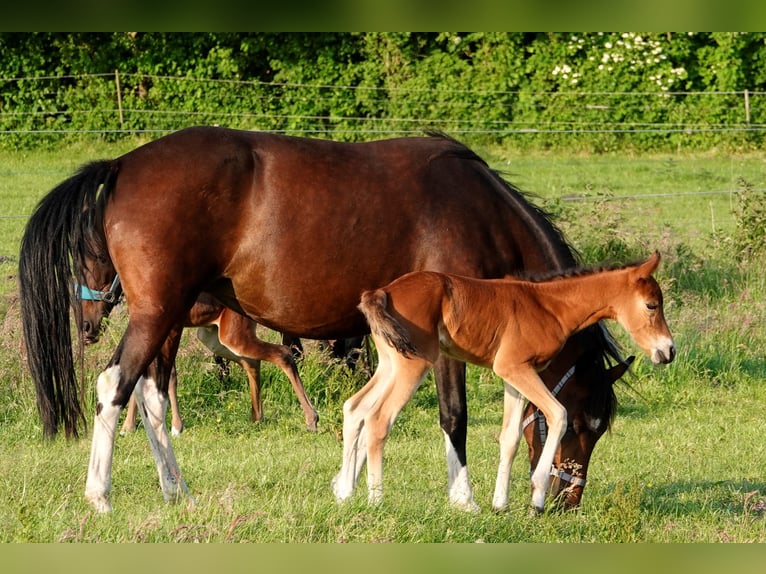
top-left (643, 478), bottom-right (766, 519)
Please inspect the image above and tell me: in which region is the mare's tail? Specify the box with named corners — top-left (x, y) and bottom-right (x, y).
top-left (19, 160), bottom-right (117, 439)
top-left (358, 289), bottom-right (420, 359)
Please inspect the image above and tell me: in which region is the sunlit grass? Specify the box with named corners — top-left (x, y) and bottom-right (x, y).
top-left (1, 142), bottom-right (765, 541)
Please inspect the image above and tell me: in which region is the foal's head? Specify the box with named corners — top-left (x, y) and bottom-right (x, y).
top-left (614, 251), bottom-right (675, 365)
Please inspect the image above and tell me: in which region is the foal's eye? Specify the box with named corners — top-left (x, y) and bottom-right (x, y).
top-left (646, 302), bottom-right (659, 311)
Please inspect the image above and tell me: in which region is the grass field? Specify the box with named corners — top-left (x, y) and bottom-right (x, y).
top-left (0, 137), bottom-right (765, 542)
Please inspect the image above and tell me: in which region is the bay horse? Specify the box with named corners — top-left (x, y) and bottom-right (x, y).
top-left (19, 126), bottom-right (627, 513)
top-left (334, 253), bottom-right (674, 513)
top-left (74, 260), bottom-right (319, 435)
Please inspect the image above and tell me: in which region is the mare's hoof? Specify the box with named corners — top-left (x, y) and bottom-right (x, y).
top-left (85, 493), bottom-right (112, 514)
top-left (528, 504), bottom-right (544, 517)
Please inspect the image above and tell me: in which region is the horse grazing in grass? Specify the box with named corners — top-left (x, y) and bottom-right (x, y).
top-left (75, 258), bottom-right (319, 435)
top-left (334, 253), bottom-right (674, 513)
top-left (19, 127), bottom-right (628, 513)
top-left (522, 353), bottom-right (634, 509)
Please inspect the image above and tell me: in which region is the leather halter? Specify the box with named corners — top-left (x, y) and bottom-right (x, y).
top-left (74, 274), bottom-right (122, 304)
top-left (522, 364), bottom-right (587, 488)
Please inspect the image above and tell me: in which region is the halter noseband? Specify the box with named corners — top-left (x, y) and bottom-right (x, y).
top-left (74, 274), bottom-right (122, 304)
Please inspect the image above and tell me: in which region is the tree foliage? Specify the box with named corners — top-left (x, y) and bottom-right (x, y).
top-left (1, 32), bottom-right (765, 151)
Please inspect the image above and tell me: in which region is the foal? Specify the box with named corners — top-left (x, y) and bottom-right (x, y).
top-left (333, 252), bottom-right (675, 514)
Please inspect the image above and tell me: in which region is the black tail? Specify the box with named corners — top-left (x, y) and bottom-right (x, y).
top-left (19, 160), bottom-right (118, 438)
top-left (358, 289), bottom-right (420, 359)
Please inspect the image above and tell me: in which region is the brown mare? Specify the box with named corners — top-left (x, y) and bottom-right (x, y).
top-left (20, 127), bottom-right (627, 513)
top-left (522, 354), bottom-right (634, 508)
top-left (74, 262), bottom-right (319, 435)
top-left (334, 253), bottom-right (674, 513)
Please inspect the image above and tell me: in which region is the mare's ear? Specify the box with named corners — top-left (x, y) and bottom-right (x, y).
top-left (634, 250), bottom-right (661, 277)
top-left (607, 355), bottom-right (635, 384)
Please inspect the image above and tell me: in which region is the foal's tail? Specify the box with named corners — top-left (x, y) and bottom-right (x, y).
top-left (358, 289), bottom-right (420, 359)
top-left (19, 160), bottom-right (118, 439)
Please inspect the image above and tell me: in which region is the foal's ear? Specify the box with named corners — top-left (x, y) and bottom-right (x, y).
top-left (635, 250), bottom-right (661, 277)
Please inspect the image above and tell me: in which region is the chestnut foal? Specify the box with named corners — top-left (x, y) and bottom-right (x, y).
top-left (333, 252), bottom-right (675, 514)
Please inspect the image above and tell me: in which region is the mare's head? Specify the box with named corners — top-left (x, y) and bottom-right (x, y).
top-left (74, 246), bottom-right (121, 345)
top-left (614, 251), bottom-right (675, 365)
top-left (526, 343), bottom-right (634, 510)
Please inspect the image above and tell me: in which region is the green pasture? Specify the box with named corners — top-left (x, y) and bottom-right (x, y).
top-left (0, 137), bottom-right (765, 542)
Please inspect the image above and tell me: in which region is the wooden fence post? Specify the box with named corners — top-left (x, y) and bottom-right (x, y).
top-left (115, 69), bottom-right (124, 129)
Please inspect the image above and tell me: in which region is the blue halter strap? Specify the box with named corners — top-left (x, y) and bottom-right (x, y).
top-left (74, 274), bottom-right (122, 304)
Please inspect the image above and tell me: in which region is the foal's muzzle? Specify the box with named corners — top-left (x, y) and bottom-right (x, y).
top-left (652, 341), bottom-right (676, 364)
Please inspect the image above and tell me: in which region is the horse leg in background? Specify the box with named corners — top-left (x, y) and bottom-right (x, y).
top-left (281, 333), bottom-right (304, 359)
top-left (490, 382), bottom-right (527, 511)
top-left (197, 326), bottom-right (264, 422)
top-left (132, 326), bottom-right (191, 505)
top-left (433, 357), bottom-right (478, 511)
top-left (199, 310), bottom-right (319, 430)
top-left (120, 363), bottom-right (184, 436)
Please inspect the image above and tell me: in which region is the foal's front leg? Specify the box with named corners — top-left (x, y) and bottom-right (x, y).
top-left (493, 362), bottom-right (567, 514)
top-left (491, 381), bottom-right (527, 511)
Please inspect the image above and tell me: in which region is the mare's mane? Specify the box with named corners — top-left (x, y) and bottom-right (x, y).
top-left (425, 131), bottom-right (625, 428)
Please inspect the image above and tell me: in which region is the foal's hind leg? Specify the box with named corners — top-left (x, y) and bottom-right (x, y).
top-left (214, 310), bottom-right (319, 431)
top-left (332, 354), bottom-right (393, 502)
top-left (167, 366), bottom-right (184, 436)
top-left (121, 394), bottom-right (139, 435)
top-left (363, 354), bottom-right (432, 505)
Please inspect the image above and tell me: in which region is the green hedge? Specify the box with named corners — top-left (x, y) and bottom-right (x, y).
top-left (1, 32), bottom-right (765, 151)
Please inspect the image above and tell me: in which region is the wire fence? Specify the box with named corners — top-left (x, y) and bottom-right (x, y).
top-left (0, 73), bottom-right (764, 231)
top-left (2, 72), bottom-right (766, 143)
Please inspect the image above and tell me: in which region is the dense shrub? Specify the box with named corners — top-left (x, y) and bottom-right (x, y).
top-left (1, 32), bottom-right (765, 151)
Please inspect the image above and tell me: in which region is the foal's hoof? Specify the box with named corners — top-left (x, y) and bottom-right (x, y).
top-left (331, 474), bottom-right (352, 503)
top-left (306, 414), bottom-right (319, 432)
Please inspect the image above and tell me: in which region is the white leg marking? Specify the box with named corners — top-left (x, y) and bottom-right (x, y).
top-left (134, 375), bottom-right (192, 505)
top-left (529, 400), bottom-right (567, 513)
top-left (333, 356), bottom-right (392, 503)
top-left (85, 365), bottom-right (122, 513)
top-left (491, 382), bottom-right (526, 511)
top-left (332, 396), bottom-right (366, 502)
top-left (443, 430), bottom-right (479, 512)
